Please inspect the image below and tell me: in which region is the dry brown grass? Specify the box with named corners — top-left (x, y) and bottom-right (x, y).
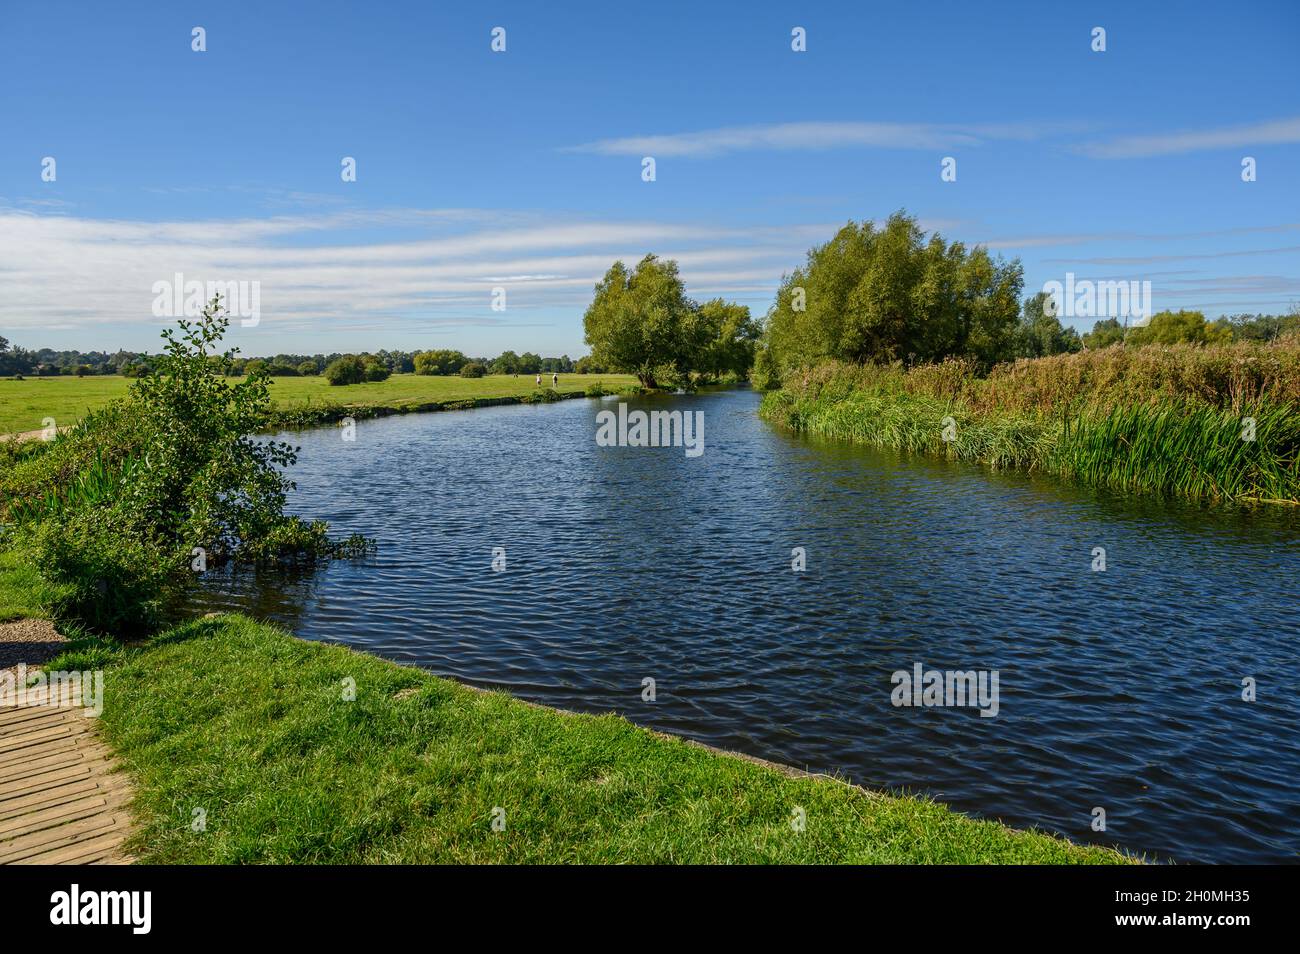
top-left (783, 337), bottom-right (1300, 416)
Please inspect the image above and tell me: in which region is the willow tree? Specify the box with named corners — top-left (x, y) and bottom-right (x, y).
top-left (582, 254), bottom-right (713, 387)
top-left (759, 212), bottom-right (1024, 384)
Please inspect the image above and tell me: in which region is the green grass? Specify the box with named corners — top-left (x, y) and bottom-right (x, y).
top-left (0, 547), bottom-right (64, 621)
top-left (41, 614), bottom-right (1131, 864)
top-left (0, 373), bottom-right (639, 435)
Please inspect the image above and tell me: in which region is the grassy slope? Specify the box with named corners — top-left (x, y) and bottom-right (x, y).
top-left (0, 373), bottom-right (638, 435)
top-left (45, 615), bottom-right (1130, 864)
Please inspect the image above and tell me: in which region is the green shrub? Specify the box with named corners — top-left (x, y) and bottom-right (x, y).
top-left (324, 355), bottom-right (367, 386)
top-left (459, 362), bottom-right (487, 378)
top-left (5, 298), bottom-right (371, 635)
top-left (415, 350), bottom-right (468, 375)
top-left (29, 507), bottom-right (177, 637)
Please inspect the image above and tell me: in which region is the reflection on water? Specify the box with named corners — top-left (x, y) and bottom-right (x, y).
top-left (196, 389), bottom-right (1300, 863)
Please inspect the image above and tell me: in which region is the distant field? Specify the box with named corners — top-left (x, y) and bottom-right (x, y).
top-left (0, 373), bottom-right (639, 436)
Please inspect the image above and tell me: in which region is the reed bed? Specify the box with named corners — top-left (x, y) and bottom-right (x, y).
top-left (762, 342), bottom-right (1300, 503)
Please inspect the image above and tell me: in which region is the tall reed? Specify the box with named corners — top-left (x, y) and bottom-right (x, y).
top-left (762, 343), bottom-right (1300, 503)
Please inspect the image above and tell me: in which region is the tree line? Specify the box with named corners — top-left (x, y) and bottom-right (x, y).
top-left (576, 211), bottom-right (1298, 389)
top-left (0, 339), bottom-right (592, 381)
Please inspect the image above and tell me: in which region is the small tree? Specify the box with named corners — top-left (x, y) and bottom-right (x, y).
top-left (414, 349), bottom-right (468, 375)
top-left (127, 299), bottom-right (305, 561)
top-left (490, 350), bottom-right (520, 375)
top-left (697, 299), bottom-right (760, 379)
top-left (583, 254), bottom-right (710, 387)
top-left (1017, 292), bottom-right (1082, 358)
top-left (324, 355), bottom-right (366, 385)
top-left (1126, 310), bottom-right (1227, 347)
top-left (1082, 318), bottom-right (1125, 350)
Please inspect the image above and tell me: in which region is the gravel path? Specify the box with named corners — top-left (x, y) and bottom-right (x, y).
top-left (0, 620), bottom-right (67, 677)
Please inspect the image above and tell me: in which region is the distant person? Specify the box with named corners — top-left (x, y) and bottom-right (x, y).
top-left (552, 372), bottom-right (558, 387)
top-left (536, 373), bottom-right (541, 387)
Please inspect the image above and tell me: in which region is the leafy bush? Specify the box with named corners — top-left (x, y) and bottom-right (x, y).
top-left (325, 355), bottom-right (367, 385)
top-left (363, 358), bottom-right (390, 382)
top-left (29, 506), bottom-right (178, 637)
top-left (459, 362), bottom-right (486, 378)
top-left (415, 350), bottom-right (468, 376)
top-left (3, 298), bottom-right (371, 636)
top-left (1125, 310), bottom-right (1233, 347)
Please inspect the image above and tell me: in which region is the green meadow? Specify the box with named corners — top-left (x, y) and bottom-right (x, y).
top-left (0, 372), bottom-right (638, 436)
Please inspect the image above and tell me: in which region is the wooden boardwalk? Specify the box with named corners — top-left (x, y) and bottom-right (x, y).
top-left (0, 704), bottom-right (134, 864)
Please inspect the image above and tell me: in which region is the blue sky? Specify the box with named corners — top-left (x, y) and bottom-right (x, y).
top-left (1, 0), bottom-right (1297, 357)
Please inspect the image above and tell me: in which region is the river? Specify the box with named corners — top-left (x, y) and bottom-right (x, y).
top-left (198, 388), bottom-right (1300, 863)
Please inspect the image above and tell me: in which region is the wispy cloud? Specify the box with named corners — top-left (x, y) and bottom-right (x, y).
top-left (986, 222), bottom-right (1300, 251)
top-left (565, 121), bottom-right (1070, 158)
top-left (0, 209), bottom-right (821, 340)
top-left (1078, 116), bottom-right (1300, 159)
top-left (1043, 245), bottom-right (1300, 266)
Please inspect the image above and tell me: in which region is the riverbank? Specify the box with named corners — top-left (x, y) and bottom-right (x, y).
top-left (49, 618), bottom-right (1134, 863)
top-left (760, 345), bottom-right (1300, 504)
top-left (0, 562), bottom-right (1129, 865)
top-left (0, 372), bottom-right (641, 437)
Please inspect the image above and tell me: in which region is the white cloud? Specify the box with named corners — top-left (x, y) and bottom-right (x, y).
top-left (1043, 245), bottom-right (1300, 266)
top-left (0, 209), bottom-right (817, 339)
top-left (565, 121), bottom-right (1066, 158)
top-left (1078, 116), bottom-right (1300, 159)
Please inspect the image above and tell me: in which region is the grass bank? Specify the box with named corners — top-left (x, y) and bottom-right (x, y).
top-left (761, 346), bottom-right (1300, 504)
top-left (0, 372), bottom-right (639, 436)
top-left (33, 612), bottom-right (1129, 864)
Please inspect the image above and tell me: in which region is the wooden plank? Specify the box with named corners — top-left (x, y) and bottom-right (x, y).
top-left (21, 830), bottom-right (133, 865)
top-left (3, 748), bottom-right (101, 784)
top-left (0, 737), bottom-right (81, 770)
top-left (0, 707), bottom-right (75, 730)
top-left (0, 724), bottom-right (79, 755)
top-left (0, 777), bottom-right (131, 822)
top-left (0, 703), bottom-right (134, 865)
top-left (0, 812), bottom-right (122, 863)
top-left (0, 793), bottom-right (115, 838)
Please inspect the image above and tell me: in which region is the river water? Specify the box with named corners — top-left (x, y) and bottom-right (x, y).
top-left (198, 388), bottom-right (1300, 863)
